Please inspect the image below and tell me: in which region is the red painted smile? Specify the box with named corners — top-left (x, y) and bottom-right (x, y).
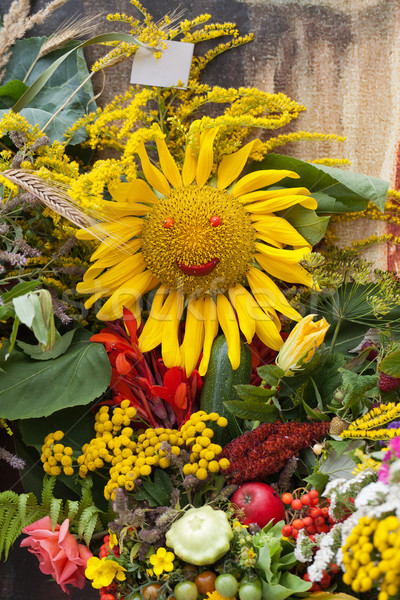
top-left (176, 258), bottom-right (219, 276)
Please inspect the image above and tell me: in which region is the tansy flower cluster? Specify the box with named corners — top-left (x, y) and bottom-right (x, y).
top-left (342, 515), bottom-right (400, 599)
top-left (341, 402), bottom-right (400, 440)
top-left (180, 411), bottom-right (230, 480)
top-left (40, 430), bottom-right (74, 476)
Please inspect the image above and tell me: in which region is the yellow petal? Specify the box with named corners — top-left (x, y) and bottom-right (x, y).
top-left (108, 180), bottom-right (158, 205)
top-left (238, 186), bottom-right (312, 204)
top-left (216, 293), bottom-right (241, 370)
top-left (84, 292), bottom-right (105, 310)
top-left (96, 271), bottom-right (159, 320)
top-left (230, 170), bottom-right (300, 197)
top-left (156, 138), bottom-right (182, 188)
top-left (244, 193), bottom-right (317, 213)
top-left (196, 128), bottom-right (219, 186)
top-left (181, 297), bottom-right (205, 376)
top-left (217, 139), bottom-right (262, 190)
top-left (76, 217), bottom-right (143, 242)
top-left (137, 143), bottom-right (170, 196)
top-left (90, 240), bottom-right (142, 268)
top-left (247, 266), bottom-right (301, 321)
top-left (162, 292), bottom-right (184, 367)
top-left (139, 286), bottom-right (170, 351)
top-left (253, 306), bottom-right (285, 351)
top-left (182, 136), bottom-right (198, 186)
top-left (198, 295), bottom-right (219, 376)
top-left (99, 202), bottom-right (151, 219)
top-left (253, 216), bottom-right (311, 249)
top-left (255, 245), bottom-right (313, 287)
top-left (76, 253), bottom-right (146, 294)
top-left (228, 284), bottom-right (256, 344)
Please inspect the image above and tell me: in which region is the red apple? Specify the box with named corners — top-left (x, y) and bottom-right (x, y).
top-left (231, 482), bottom-right (286, 528)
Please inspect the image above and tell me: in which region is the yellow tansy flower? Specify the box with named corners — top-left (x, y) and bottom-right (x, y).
top-left (149, 547), bottom-right (175, 576)
top-left (85, 556), bottom-right (126, 589)
top-left (77, 126), bottom-right (316, 375)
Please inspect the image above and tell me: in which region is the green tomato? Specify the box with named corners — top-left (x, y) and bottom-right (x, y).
top-left (239, 580), bottom-right (262, 600)
top-left (215, 574), bottom-right (239, 597)
top-left (174, 581), bottom-right (198, 600)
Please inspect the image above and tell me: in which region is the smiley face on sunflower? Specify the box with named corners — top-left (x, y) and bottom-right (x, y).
top-left (76, 126), bottom-right (316, 376)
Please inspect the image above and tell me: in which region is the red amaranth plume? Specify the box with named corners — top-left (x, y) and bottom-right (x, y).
top-left (221, 420), bottom-right (330, 485)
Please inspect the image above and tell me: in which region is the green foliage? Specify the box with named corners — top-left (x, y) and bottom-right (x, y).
top-left (133, 469), bottom-right (173, 508)
top-left (337, 369), bottom-right (379, 418)
top-left (278, 204), bottom-right (330, 246)
top-left (252, 153), bottom-right (389, 212)
top-left (0, 490), bottom-right (42, 559)
top-left (0, 475), bottom-right (104, 560)
top-left (0, 329), bottom-right (111, 419)
top-left (379, 350), bottom-right (400, 377)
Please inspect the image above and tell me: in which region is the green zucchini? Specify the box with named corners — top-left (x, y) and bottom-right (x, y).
top-left (199, 334), bottom-right (252, 446)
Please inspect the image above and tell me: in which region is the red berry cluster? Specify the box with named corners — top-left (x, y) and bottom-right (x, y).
top-left (98, 535), bottom-right (119, 600)
top-left (281, 489), bottom-right (339, 591)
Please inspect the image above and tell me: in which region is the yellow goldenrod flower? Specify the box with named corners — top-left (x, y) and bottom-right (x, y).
top-left (76, 127), bottom-right (316, 375)
top-left (85, 556), bottom-right (126, 589)
top-left (149, 547), bottom-right (175, 576)
top-left (275, 314), bottom-right (330, 375)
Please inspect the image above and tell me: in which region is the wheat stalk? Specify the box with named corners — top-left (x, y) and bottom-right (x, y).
top-left (2, 169), bottom-right (97, 230)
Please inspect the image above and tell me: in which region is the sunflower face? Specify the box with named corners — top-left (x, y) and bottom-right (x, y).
top-left (141, 184), bottom-right (255, 296)
top-left (76, 127), bottom-right (318, 376)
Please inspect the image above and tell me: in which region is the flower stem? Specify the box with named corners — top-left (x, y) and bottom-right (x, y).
top-left (329, 317), bottom-right (343, 352)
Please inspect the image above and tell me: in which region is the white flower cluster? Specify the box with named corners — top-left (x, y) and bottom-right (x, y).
top-left (307, 524), bottom-right (343, 582)
top-left (323, 469), bottom-right (376, 522)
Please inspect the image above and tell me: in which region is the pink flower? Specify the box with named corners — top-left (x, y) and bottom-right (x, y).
top-left (20, 516), bottom-right (93, 594)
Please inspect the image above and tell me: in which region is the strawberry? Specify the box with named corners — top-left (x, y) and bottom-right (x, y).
top-left (379, 372), bottom-right (400, 392)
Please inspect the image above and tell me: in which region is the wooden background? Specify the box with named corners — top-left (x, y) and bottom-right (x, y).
top-left (0, 0), bottom-right (399, 598)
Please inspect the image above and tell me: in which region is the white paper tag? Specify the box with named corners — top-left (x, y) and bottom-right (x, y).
top-left (130, 40), bottom-right (195, 88)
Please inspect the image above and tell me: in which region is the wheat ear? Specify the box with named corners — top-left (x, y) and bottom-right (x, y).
top-left (2, 169), bottom-right (97, 230)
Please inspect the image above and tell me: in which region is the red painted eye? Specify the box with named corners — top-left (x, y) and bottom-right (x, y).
top-left (210, 215), bottom-right (221, 227)
top-left (163, 217), bottom-right (174, 229)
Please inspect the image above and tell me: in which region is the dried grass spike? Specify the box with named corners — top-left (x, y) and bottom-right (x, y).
top-left (1, 169), bottom-right (96, 230)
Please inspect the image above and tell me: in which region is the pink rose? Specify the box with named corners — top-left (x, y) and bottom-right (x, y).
top-left (21, 516), bottom-right (93, 594)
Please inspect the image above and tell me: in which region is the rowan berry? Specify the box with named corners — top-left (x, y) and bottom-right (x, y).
top-left (291, 499), bottom-right (303, 510)
top-left (292, 519), bottom-right (304, 530)
top-left (282, 525), bottom-right (293, 537)
top-left (301, 493), bottom-right (311, 505)
top-left (282, 493), bottom-right (294, 505)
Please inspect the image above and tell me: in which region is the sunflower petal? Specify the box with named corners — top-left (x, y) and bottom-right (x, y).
top-left (230, 169), bottom-right (300, 197)
top-left (156, 138), bottom-right (182, 188)
top-left (162, 292), bottom-right (184, 367)
top-left (196, 127), bottom-right (219, 186)
top-left (247, 266), bottom-right (302, 321)
top-left (228, 284), bottom-right (256, 344)
top-left (139, 286), bottom-right (170, 351)
top-left (245, 193), bottom-right (317, 213)
top-left (238, 186), bottom-right (312, 204)
top-left (91, 239), bottom-right (141, 263)
top-left (96, 271), bottom-right (159, 320)
top-left (181, 297), bottom-right (205, 376)
top-left (216, 293), bottom-right (241, 370)
top-left (108, 180), bottom-right (158, 205)
top-left (76, 217), bottom-right (143, 242)
top-left (76, 253), bottom-right (146, 294)
top-left (253, 216), bottom-right (312, 249)
top-left (217, 139), bottom-right (262, 190)
top-left (137, 143), bottom-right (170, 196)
top-left (198, 295), bottom-right (219, 376)
top-left (253, 306), bottom-right (285, 351)
top-left (182, 135), bottom-right (198, 186)
top-left (255, 244), bottom-right (313, 286)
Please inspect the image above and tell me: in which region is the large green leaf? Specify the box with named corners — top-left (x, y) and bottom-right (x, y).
top-left (379, 350), bottom-right (400, 377)
top-left (0, 329), bottom-right (111, 419)
top-left (0, 107), bottom-right (86, 144)
top-left (251, 154), bottom-right (389, 212)
top-left (0, 80), bottom-right (28, 107)
top-left (277, 204), bottom-right (330, 245)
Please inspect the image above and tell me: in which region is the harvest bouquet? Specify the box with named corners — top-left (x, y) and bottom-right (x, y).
top-left (0, 2), bottom-right (400, 600)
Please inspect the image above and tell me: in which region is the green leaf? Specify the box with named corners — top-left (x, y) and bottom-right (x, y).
top-left (0, 107), bottom-right (87, 144)
top-left (13, 33), bottom-right (156, 113)
top-left (302, 399), bottom-right (330, 421)
top-left (0, 329), bottom-right (111, 419)
top-left (1, 280), bottom-right (41, 303)
top-left (12, 293), bottom-right (36, 327)
top-left (319, 440), bottom-right (363, 480)
top-left (303, 472), bottom-right (330, 493)
top-left (251, 154), bottom-right (389, 212)
top-left (379, 350), bottom-right (400, 377)
top-left (5, 315), bottom-right (19, 359)
top-left (0, 80), bottom-right (28, 106)
top-left (234, 384), bottom-right (276, 401)
top-left (257, 364), bottom-right (285, 385)
top-left (277, 204), bottom-right (330, 246)
top-left (339, 369), bottom-right (379, 417)
top-left (328, 440), bottom-right (353, 457)
top-left (223, 400), bottom-right (277, 421)
top-left (17, 329), bottom-right (76, 360)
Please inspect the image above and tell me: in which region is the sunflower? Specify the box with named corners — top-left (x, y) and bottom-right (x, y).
top-left (76, 127), bottom-right (316, 376)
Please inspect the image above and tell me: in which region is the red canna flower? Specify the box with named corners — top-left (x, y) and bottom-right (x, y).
top-left (91, 308), bottom-right (202, 428)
